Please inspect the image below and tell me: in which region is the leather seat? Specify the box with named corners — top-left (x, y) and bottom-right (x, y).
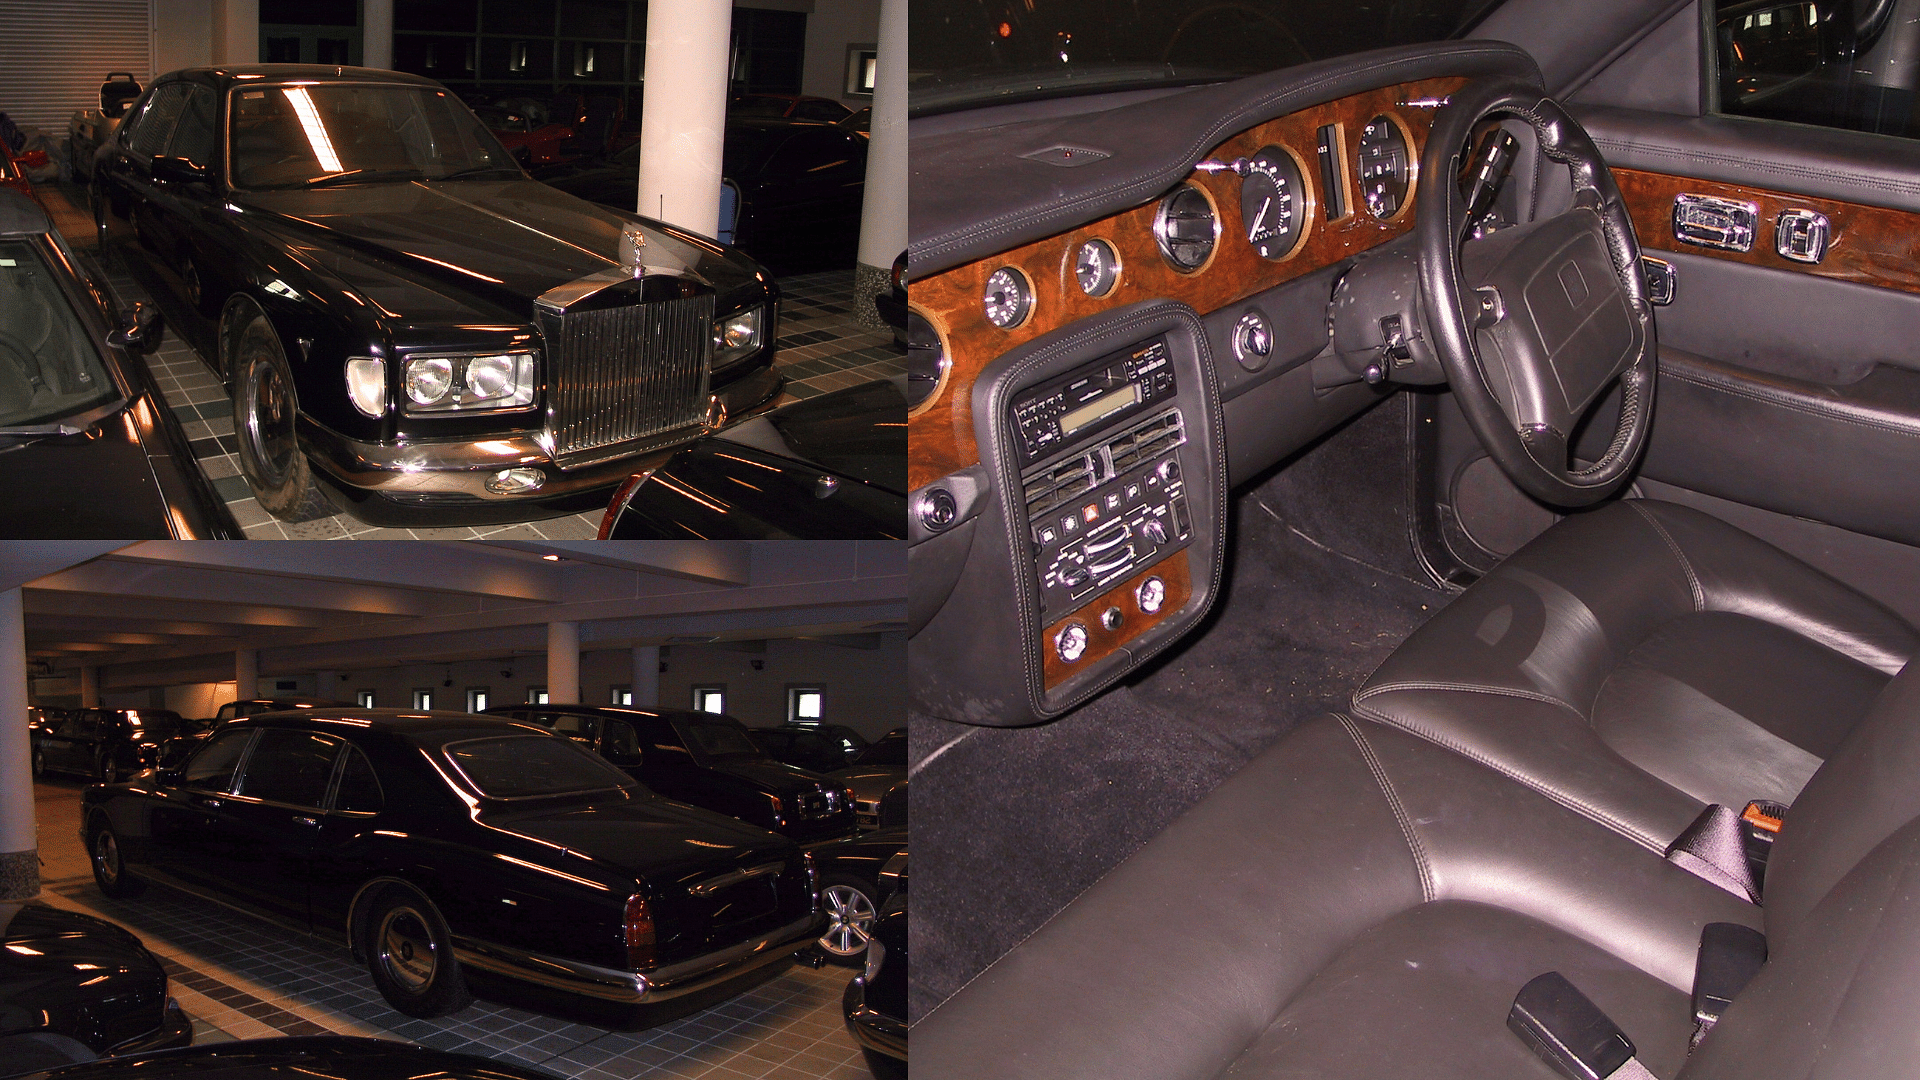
top-left (915, 661), bottom-right (1920, 1080)
top-left (1355, 499), bottom-right (1915, 854)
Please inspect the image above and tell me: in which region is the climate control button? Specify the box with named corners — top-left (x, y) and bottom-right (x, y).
top-left (1055, 623), bottom-right (1090, 663)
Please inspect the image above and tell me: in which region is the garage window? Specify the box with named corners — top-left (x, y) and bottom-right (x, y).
top-left (610, 684), bottom-right (632, 705)
top-left (788, 686), bottom-right (823, 722)
top-left (412, 688), bottom-right (433, 710)
top-left (692, 685), bottom-right (726, 714)
top-left (466, 687), bottom-right (490, 712)
top-left (527, 686), bottom-right (549, 704)
top-left (356, 690), bottom-right (375, 708)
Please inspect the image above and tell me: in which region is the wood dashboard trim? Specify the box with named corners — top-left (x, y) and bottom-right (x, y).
top-left (907, 76), bottom-right (1467, 492)
top-left (1613, 168), bottom-right (1920, 295)
top-left (1041, 549), bottom-right (1192, 692)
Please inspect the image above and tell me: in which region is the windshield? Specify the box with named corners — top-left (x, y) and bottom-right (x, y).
top-left (910, 0), bottom-right (1493, 114)
top-left (446, 735), bottom-right (635, 798)
top-left (229, 83), bottom-right (518, 189)
top-left (0, 239), bottom-right (118, 428)
top-left (854, 732), bottom-right (907, 769)
top-left (673, 714), bottom-right (765, 760)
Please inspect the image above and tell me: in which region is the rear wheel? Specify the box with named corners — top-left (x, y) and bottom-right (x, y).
top-left (89, 817), bottom-right (144, 898)
top-left (96, 751), bottom-right (122, 784)
top-left (363, 888), bottom-right (473, 1018)
top-left (30, 745), bottom-right (44, 778)
top-left (818, 874), bottom-right (878, 964)
top-left (230, 311), bottom-right (334, 522)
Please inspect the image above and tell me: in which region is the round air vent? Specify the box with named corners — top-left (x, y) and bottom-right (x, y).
top-left (1154, 183), bottom-right (1218, 272)
top-left (906, 310), bottom-right (948, 412)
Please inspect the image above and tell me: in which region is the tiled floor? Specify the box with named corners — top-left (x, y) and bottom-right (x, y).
top-left (37, 182), bottom-right (903, 539)
top-left (33, 777), bottom-right (872, 1080)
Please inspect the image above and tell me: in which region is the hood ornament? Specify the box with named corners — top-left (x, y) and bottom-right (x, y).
top-left (619, 224), bottom-right (647, 278)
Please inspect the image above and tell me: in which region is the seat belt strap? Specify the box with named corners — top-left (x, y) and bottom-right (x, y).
top-left (1666, 804), bottom-right (1759, 903)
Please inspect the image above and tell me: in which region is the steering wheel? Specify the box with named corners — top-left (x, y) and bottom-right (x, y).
top-left (1416, 78), bottom-right (1656, 508)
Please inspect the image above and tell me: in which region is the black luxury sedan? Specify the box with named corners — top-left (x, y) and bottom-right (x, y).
top-left (0, 189), bottom-right (237, 538)
top-left (843, 878), bottom-right (907, 1080)
top-left (749, 723), bottom-right (871, 773)
top-left (30, 708), bottom-right (191, 783)
top-left (486, 705), bottom-right (859, 845)
top-left (90, 65), bottom-right (782, 527)
top-left (0, 903), bottom-right (192, 1067)
top-left (829, 728), bottom-right (906, 831)
top-left (82, 709), bottom-right (822, 1027)
top-left (2, 1035), bottom-right (566, 1079)
top-left (597, 378), bottom-right (907, 540)
top-left (809, 826), bottom-right (907, 964)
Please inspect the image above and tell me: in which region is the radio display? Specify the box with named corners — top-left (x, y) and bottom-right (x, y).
top-left (1059, 384), bottom-right (1141, 437)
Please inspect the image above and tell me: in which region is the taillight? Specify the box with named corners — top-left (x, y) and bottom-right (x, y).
top-left (624, 893), bottom-right (657, 970)
top-left (890, 250), bottom-right (907, 293)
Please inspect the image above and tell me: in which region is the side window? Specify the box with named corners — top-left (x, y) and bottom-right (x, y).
top-left (331, 746), bottom-right (385, 814)
top-left (127, 84), bottom-right (190, 159)
top-left (216, 703), bottom-right (239, 722)
top-left (237, 729), bottom-right (342, 807)
top-left (183, 729), bottom-right (255, 791)
top-left (1714, 0), bottom-right (1916, 138)
top-left (635, 717), bottom-right (689, 755)
top-left (794, 100), bottom-right (849, 122)
top-left (547, 712), bottom-right (601, 746)
top-left (167, 86), bottom-right (218, 166)
top-left (602, 719), bottom-right (645, 766)
top-left (767, 131), bottom-right (857, 179)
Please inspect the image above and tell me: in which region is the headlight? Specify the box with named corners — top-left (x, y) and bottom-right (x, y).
top-left (401, 352), bottom-right (536, 413)
top-left (713, 307), bottom-right (764, 365)
top-left (344, 357), bottom-right (386, 418)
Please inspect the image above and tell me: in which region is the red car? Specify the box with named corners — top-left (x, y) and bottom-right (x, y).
top-left (0, 142), bottom-right (47, 207)
top-left (729, 93), bottom-right (853, 122)
top-left (474, 104), bottom-right (573, 166)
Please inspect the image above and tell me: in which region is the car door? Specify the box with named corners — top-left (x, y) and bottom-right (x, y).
top-left (209, 727), bottom-right (347, 928)
top-left (106, 82), bottom-right (190, 250)
top-left (144, 727), bottom-right (255, 889)
top-left (146, 82), bottom-right (222, 302)
top-left (749, 127), bottom-right (867, 255)
top-left (305, 742), bottom-right (389, 937)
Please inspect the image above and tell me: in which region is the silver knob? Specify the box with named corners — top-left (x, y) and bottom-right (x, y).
top-left (1136, 576), bottom-right (1166, 614)
top-left (1055, 623), bottom-right (1089, 663)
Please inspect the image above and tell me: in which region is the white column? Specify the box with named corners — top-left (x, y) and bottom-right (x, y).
top-left (235, 648), bottom-right (258, 700)
top-left (854, 0), bottom-right (908, 326)
top-left (80, 666), bottom-right (100, 708)
top-left (362, 0), bottom-right (394, 69)
top-left (548, 622), bottom-right (581, 705)
top-left (631, 645), bottom-right (660, 707)
top-left (636, 0), bottom-right (733, 233)
top-left (0, 589), bottom-right (36, 900)
top-left (212, 0), bottom-right (259, 66)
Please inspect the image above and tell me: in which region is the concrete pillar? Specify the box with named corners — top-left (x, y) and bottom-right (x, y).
top-left (235, 648), bottom-right (258, 700)
top-left (548, 622), bottom-right (580, 705)
top-left (632, 645), bottom-right (660, 707)
top-left (853, 0), bottom-right (907, 327)
top-left (362, 0), bottom-right (394, 69)
top-left (80, 666), bottom-right (100, 708)
top-left (0, 589), bottom-right (35, 900)
top-left (212, 0), bottom-right (259, 66)
top-left (636, 0), bottom-right (732, 234)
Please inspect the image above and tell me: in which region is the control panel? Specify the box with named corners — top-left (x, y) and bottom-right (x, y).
top-left (1010, 338), bottom-right (1179, 467)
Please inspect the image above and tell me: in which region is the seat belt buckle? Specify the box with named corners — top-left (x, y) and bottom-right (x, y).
top-left (1691, 922), bottom-right (1767, 1047)
top-left (1508, 971), bottom-right (1649, 1080)
top-left (1740, 800), bottom-right (1786, 835)
top-left (1741, 800), bottom-right (1789, 889)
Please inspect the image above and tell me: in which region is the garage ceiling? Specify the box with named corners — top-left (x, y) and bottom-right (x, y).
top-left (10, 541), bottom-right (904, 688)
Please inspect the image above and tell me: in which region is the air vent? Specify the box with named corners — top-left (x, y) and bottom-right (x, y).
top-left (1104, 410), bottom-right (1184, 474)
top-left (1024, 453), bottom-right (1098, 520)
top-left (1154, 183), bottom-right (1217, 272)
top-left (906, 310), bottom-right (946, 410)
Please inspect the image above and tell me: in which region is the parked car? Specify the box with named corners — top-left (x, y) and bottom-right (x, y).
top-left (91, 65), bottom-right (782, 527)
top-left (730, 93), bottom-right (853, 122)
top-left (842, 881), bottom-right (906, 1080)
top-left (486, 704), bottom-right (860, 844)
top-left (66, 72), bottom-right (142, 183)
top-left (0, 903), bottom-right (191, 1068)
top-left (474, 104), bottom-right (573, 166)
top-left (157, 697), bottom-right (351, 767)
top-left (809, 826), bottom-right (906, 964)
top-left (30, 708), bottom-right (191, 782)
top-left (838, 106), bottom-right (871, 138)
top-left (830, 728), bottom-right (906, 830)
top-left (749, 723), bottom-right (871, 773)
top-left (876, 250), bottom-right (907, 345)
top-left (0, 142), bottom-right (47, 207)
top-left (598, 377), bottom-right (907, 539)
top-left (0, 1034), bottom-right (566, 1079)
top-left (0, 190), bottom-right (238, 538)
top-left (542, 116), bottom-right (867, 271)
top-left (82, 709), bottom-right (822, 1026)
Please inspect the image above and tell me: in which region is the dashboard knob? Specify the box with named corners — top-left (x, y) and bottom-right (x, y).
top-left (919, 489), bottom-right (958, 530)
top-left (1136, 576), bottom-right (1167, 614)
top-left (1059, 564), bottom-right (1092, 588)
top-left (1158, 460), bottom-right (1181, 484)
top-left (1100, 607), bottom-right (1124, 631)
top-left (1141, 518), bottom-right (1168, 546)
top-left (1055, 623), bottom-right (1089, 663)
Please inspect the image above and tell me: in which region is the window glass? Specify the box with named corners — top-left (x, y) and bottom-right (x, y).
top-left (413, 689), bottom-right (433, 710)
top-left (692, 686), bottom-right (725, 714)
top-left (228, 82), bottom-right (514, 189)
top-left (673, 713), bottom-right (763, 760)
top-left (794, 99), bottom-right (851, 121)
top-left (767, 130), bottom-right (857, 178)
top-left (168, 85), bottom-right (218, 165)
top-left (854, 731), bottom-right (907, 768)
top-left (789, 688), bottom-right (823, 721)
top-left (237, 729), bottom-right (342, 807)
top-left (445, 735), bottom-right (633, 798)
top-left (1714, 0), bottom-right (1920, 138)
top-left (183, 729), bottom-right (255, 791)
top-left (0, 239), bottom-right (121, 428)
top-left (333, 746), bottom-right (385, 813)
top-left (357, 690), bottom-right (375, 708)
top-left (125, 84), bottom-right (190, 158)
top-left (545, 711), bottom-right (601, 746)
top-left (602, 718), bottom-right (645, 767)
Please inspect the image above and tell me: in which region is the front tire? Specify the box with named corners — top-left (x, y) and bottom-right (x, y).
top-left (363, 889), bottom-right (473, 1018)
top-left (97, 751), bottom-right (122, 785)
top-left (30, 745), bottom-right (45, 779)
top-left (818, 874), bottom-right (878, 964)
top-left (230, 311), bottom-right (334, 522)
top-left (89, 818), bottom-right (144, 899)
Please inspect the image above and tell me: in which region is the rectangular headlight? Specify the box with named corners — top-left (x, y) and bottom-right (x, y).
top-left (713, 307), bottom-right (765, 366)
top-left (402, 352), bottom-right (537, 414)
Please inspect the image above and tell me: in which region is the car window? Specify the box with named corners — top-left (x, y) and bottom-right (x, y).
top-left (216, 703), bottom-right (239, 722)
top-left (332, 745), bottom-right (385, 813)
top-left (674, 713), bottom-right (764, 759)
top-left (228, 82), bottom-right (515, 189)
top-left (237, 729), bottom-right (342, 807)
top-left (794, 99), bottom-right (851, 121)
top-left (1711, 0), bottom-right (1917, 138)
top-left (445, 735), bottom-right (635, 798)
top-left (126, 83), bottom-right (190, 159)
top-left (182, 729), bottom-right (255, 792)
top-left (545, 712), bottom-right (602, 746)
top-left (0, 239), bottom-right (121, 428)
top-left (766, 130), bottom-right (858, 178)
top-left (167, 85), bottom-right (219, 165)
top-left (602, 718), bottom-right (645, 767)
top-left (854, 732), bottom-right (907, 768)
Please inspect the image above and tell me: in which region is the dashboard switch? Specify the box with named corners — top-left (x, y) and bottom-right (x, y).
top-left (1055, 623), bottom-right (1090, 663)
top-left (920, 489), bottom-right (958, 531)
top-left (1100, 607), bottom-right (1124, 631)
top-left (1137, 576), bottom-right (1167, 614)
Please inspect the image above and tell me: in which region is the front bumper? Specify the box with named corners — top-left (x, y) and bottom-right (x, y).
top-left (104, 998), bottom-right (193, 1055)
top-left (843, 974), bottom-right (908, 1063)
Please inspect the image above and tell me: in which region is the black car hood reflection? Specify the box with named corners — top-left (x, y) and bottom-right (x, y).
top-left (721, 378), bottom-right (906, 493)
top-left (29, 1034), bottom-right (569, 1079)
top-left (0, 412), bottom-right (181, 539)
top-left (0, 902), bottom-right (146, 962)
top-left (705, 755), bottom-right (842, 797)
top-left (488, 793), bottom-right (793, 880)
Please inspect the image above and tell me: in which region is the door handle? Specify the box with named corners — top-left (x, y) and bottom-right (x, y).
top-left (292, 815), bottom-right (320, 828)
top-left (192, 796), bottom-right (223, 811)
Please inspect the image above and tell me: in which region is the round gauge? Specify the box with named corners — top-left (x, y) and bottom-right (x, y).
top-left (1357, 115), bottom-right (1413, 220)
top-left (905, 310), bottom-right (948, 412)
top-left (983, 266), bottom-right (1032, 329)
top-left (1153, 184), bottom-right (1218, 272)
top-left (1074, 238), bottom-right (1121, 296)
top-left (1239, 145), bottom-right (1306, 260)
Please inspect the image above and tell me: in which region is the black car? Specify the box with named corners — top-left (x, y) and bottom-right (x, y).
top-left (156, 698), bottom-right (350, 768)
top-left (487, 705), bottom-right (859, 845)
top-left (30, 708), bottom-right (192, 783)
top-left (843, 884), bottom-right (907, 1080)
top-left (0, 903), bottom-right (191, 1068)
top-left (91, 65), bottom-right (782, 527)
top-left (830, 728), bottom-right (907, 831)
top-left (82, 709), bottom-right (821, 1027)
top-left (0, 190), bottom-right (237, 538)
top-left (542, 116), bottom-right (867, 272)
top-left (810, 826), bottom-right (907, 964)
top-left (3, 1035), bottom-right (565, 1079)
top-left (597, 378), bottom-right (907, 539)
top-left (750, 723), bottom-right (871, 773)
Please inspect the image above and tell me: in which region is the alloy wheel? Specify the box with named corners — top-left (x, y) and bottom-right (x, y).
top-left (241, 355), bottom-right (300, 486)
top-left (93, 830), bottom-right (120, 886)
top-left (376, 905), bottom-right (438, 992)
top-left (819, 884), bottom-right (877, 957)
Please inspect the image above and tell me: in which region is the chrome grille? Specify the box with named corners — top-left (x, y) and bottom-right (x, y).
top-left (548, 293), bottom-right (714, 463)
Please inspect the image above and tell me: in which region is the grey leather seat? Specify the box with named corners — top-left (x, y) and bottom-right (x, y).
top-left (916, 661), bottom-right (1920, 1079)
top-left (1356, 499), bottom-right (1915, 854)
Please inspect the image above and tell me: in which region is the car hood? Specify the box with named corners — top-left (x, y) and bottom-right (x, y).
top-left (830, 765), bottom-right (907, 801)
top-left (715, 378), bottom-right (907, 493)
top-left (235, 179), bottom-right (765, 317)
top-left (62, 1036), bottom-right (560, 1079)
top-left (0, 903), bottom-right (154, 970)
top-left (0, 402), bottom-right (176, 538)
top-left (706, 756), bottom-right (840, 795)
top-left (487, 793), bottom-right (797, 884)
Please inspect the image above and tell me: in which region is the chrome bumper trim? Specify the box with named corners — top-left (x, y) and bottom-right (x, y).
top-left (297, 417), bottom-right (696, 500)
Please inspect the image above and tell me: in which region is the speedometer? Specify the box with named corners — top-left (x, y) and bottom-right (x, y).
top-left (1239, 145), bottom-right (1305, 260)
top-left (1357, 115), bottom-right (1412, 220)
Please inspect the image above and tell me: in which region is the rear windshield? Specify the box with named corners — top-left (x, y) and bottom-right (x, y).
top-left (445, 735), bottom-right (634, 798)
top-left (673, 714), bottom-right (764, 760)
top-left (0, 239), bottom-right (119, 428)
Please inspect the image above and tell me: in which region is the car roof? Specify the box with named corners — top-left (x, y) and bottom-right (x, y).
top-left (163, 65), bottom-right (445, 90)
top-left (488, 703), bottom-right (720, 723)
top-left (228, 708), bottom-right (551, 745)
top-left (0, 188), bottom-right (52, 237)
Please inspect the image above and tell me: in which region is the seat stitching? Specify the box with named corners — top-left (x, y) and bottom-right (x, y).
top-left (1352, 700), bottom-right (1670, 855)
top-left (1355, 680), bottom-right (1587, 718)
top-left (1627, 500), bottom-right (1704, 612)
top-left (1337, 713), bottom-right (1436, 903)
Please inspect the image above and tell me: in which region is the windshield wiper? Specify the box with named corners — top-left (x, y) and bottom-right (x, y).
top-left (304, 168), bottom-right (426, 188)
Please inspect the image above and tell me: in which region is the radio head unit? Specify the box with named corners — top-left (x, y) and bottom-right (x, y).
top-left (1009, 338), bottom-right (1178, 468)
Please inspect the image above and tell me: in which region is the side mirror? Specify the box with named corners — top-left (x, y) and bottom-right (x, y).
top-left (151, 155), bottom-right (211, 185)
top-left (108, 301), bottom-right (163, 354)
